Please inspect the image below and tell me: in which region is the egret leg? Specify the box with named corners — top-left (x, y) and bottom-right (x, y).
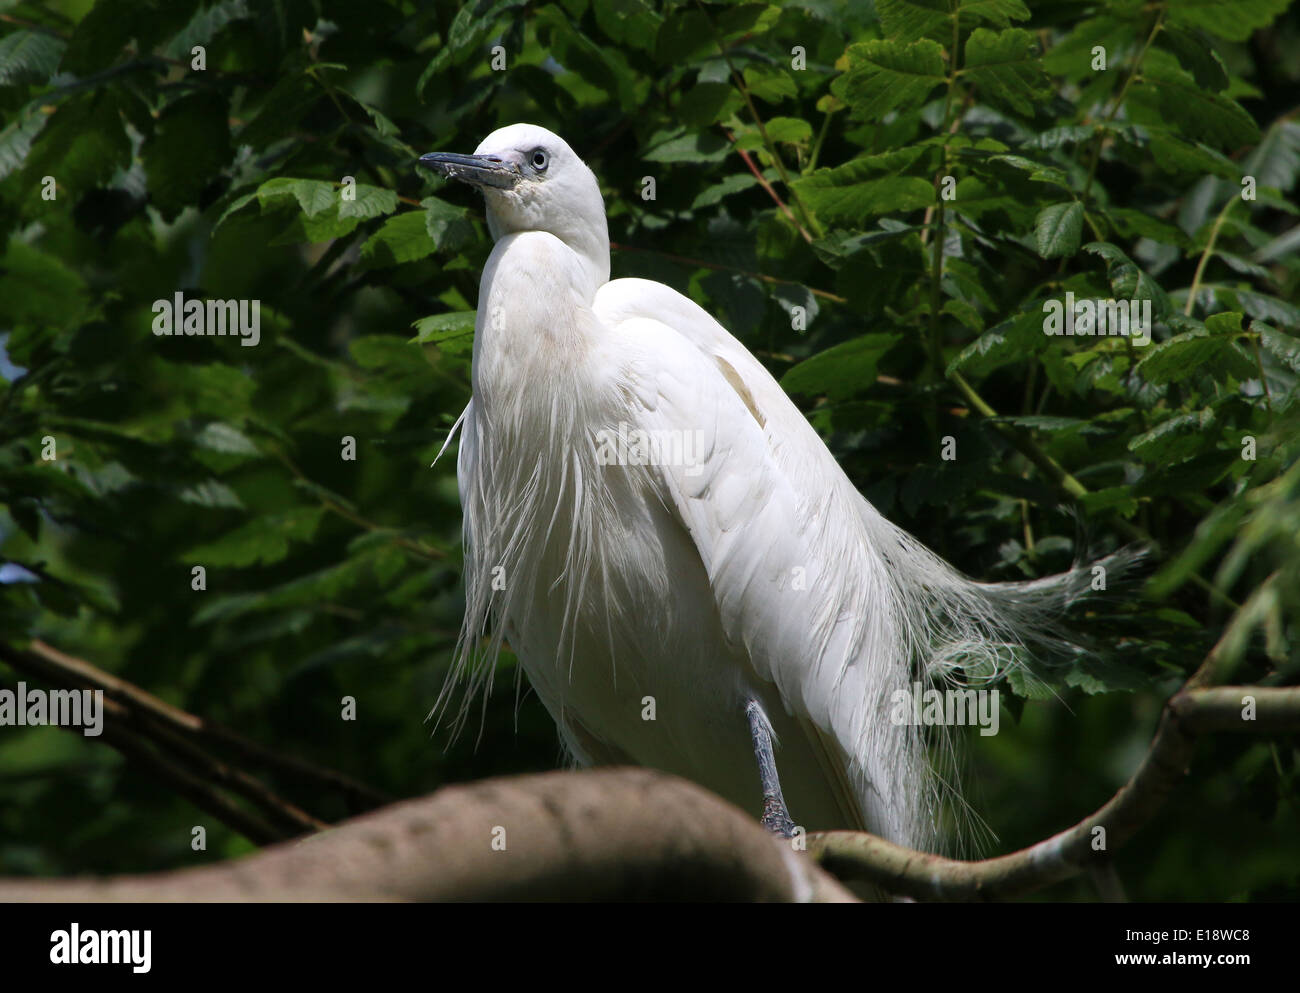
top-left (745, 699), bottom-right (797, 838)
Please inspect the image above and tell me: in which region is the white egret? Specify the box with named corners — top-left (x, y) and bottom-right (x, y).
top-left (421, 124), bottom-right (1121, 851)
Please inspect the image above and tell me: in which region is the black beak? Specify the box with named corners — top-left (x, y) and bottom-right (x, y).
top-left (417, 152), bottom-right (520, 189)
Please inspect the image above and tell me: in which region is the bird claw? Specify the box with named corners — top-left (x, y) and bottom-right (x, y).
top-left (761, 803), bottom-right (798, 839)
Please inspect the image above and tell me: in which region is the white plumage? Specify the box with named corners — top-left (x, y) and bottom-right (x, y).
top-left (425, 124), bottom-right (1116, 852)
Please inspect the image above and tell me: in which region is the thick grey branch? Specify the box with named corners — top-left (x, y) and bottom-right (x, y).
top-left (0, 768), bottom-right (856, 902)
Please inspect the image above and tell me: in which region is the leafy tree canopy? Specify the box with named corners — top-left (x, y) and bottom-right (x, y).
top-left (1, 0), bottom-right (1298, 899)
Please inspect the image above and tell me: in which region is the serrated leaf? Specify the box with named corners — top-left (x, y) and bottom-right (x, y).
top-left (1166, 0), bottom-right (1290, 43)
top-left (1035, 202), bottom-right (1083, 259)
top-left (164, 0), bottom-right (252, 59)
top-left (257, 177), bottom-right (337, 217)
top-left (178, 480), bottom-right (244, 510)
top-left (195, 423), bottom-right (260, 457)
top-left (1128, 52), bottom-right (1259, 149)
top-left (422, 196), bottom-right (475, 250)
top-left (1154, 26), bottom-right (1228, 91)
top-left (0, 30), bottom-right (65, 86)
top-left (963, 28), bottom-right (1048, 116)
top-left (832, 38), bottom-right (946, 123)
top-left (947, 309), bottom-right (1046, 376)
top-left (742, 64), bottom-right (797, 103)
top-left (0, 106), bottom-right (48, 183)
top-left (796, 175), bottom-right (933, 224)
top-left (1258, 324), bottom-right (1300, 372)
top-left (1148, 132), bottom-right (1240, 178)
top-left (1128, 408), bottom-right (1217, 463)
top-left (1134, 322), bottom-right (1256, 385)
top-left (338, 183), bottom-right (399, 220)
top-left (359, 211), bottom-right (436, 267)
top-left (412, 312), bottom-right (476, 354)
top-left (1083, 243), bottom-right (1173, 319)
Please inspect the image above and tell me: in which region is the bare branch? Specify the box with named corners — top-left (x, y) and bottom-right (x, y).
top-left (0, 769), bottom-right (857, 903)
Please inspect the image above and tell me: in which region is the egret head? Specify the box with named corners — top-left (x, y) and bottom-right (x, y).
top-left (419, 123), bottom-right (609, 287)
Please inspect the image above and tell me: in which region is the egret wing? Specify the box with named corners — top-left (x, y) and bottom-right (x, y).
top-left (594, 280), bottom-right (920, 840)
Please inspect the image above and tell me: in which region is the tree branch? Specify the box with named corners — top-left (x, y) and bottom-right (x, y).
top-left (809, 579), bottom-right (1295, 899)
top-left (1, 640), bottom-right (391, 814)
top-left (0, 769), bottom-right (857, 902)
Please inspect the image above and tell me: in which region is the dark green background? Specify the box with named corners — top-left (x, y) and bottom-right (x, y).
top-left (1, 0), bottom-right (1298, 899)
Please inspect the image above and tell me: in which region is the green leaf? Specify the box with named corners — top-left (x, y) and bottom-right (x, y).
top-left (593, 0), bottom-right (663, 52)
top-left (654, 7), bottom-right (714, 64)
top-left (0, 30), bottom-right (66, 86)
top-left (959, 0), bottom-right (1031, 28)
top-left (0, 107), bottom-right (48, 182)
top-left (1105, 207), bottom-right (1192, 248)
top-left (678, 82), bottom-right (735, 127)
top-left (764, 116), bottom-right (813, 145)
top-left (236, 71), bottom-right (321, 149)
top-left (1078, 486), bottom-right (1140, 517)
top-left (1165, 0), bottom-right (1291, 42)
top-left (795, 175), bottom-right (933, 224)
top-left (1136, 321), bottom-right (1256, 385)
top-left (1154, 26), bottom-right (1229, 91)
top-left (257, 177), bottom-right (337, 218)
top-left (1034, 202), bottom-right (1083, 259)
top-left (643, 129), bottom-right (730, 163)
top-left (178, 479), bottom-right (244, 510)
top-left (417, 0), bottom-right (530, 94)
top-left (781, 333), bottom-right (902, 400)
top-left (338, 183), bottom-right (400, 220)
top-left (875, 0), bottom-right (950, 42)
top-left (22, 89), bottom-right (131, 193)
top-left (792, 147), bottom-right (933, 224)
top-left (1127, 52), bottom-right (1259, 149)
top-left (256, 178), bottom-right (369, 244)
top-left (947, 309), bottom-right (1047, 376)
top-left (1242, 119), bottom-right (1300, 193)
top-left (1083, 243), bottom-right (1173, 319)
top-left (0, 239), bottom-right (89, 334)
top-left (195, 423), bottom-right (260, 457)
top-left (742, 65), bottom-right (797, 104)
top-left (412, 312), bottom-right (477, 355)
top-left (691, 173), bottom-right (758, 210)
top-left (1258, 324), bottom-right (1300, 372)
top-left (962, 28), bottom-right (1048, 116)
top-left (832, 39), bottom-right (946, 123)
top-left (60, 0), bottom-right (158, 74)
top-left (1128, 409), bottom-right (1217, 463)
top-left (164, 0), bottom-right (253, 59)
top-left (183, 508), bottom-right (327, 567)
top-left (422, 196), bottom-right (475, 250)
top-left (360, 212), bottom-right (436, 267)
top-left (1148, 133), bottom-right (1241, 178)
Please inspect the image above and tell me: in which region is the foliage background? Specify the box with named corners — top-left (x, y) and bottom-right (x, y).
top-left (1, 0), bottom-right (1298, 899)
